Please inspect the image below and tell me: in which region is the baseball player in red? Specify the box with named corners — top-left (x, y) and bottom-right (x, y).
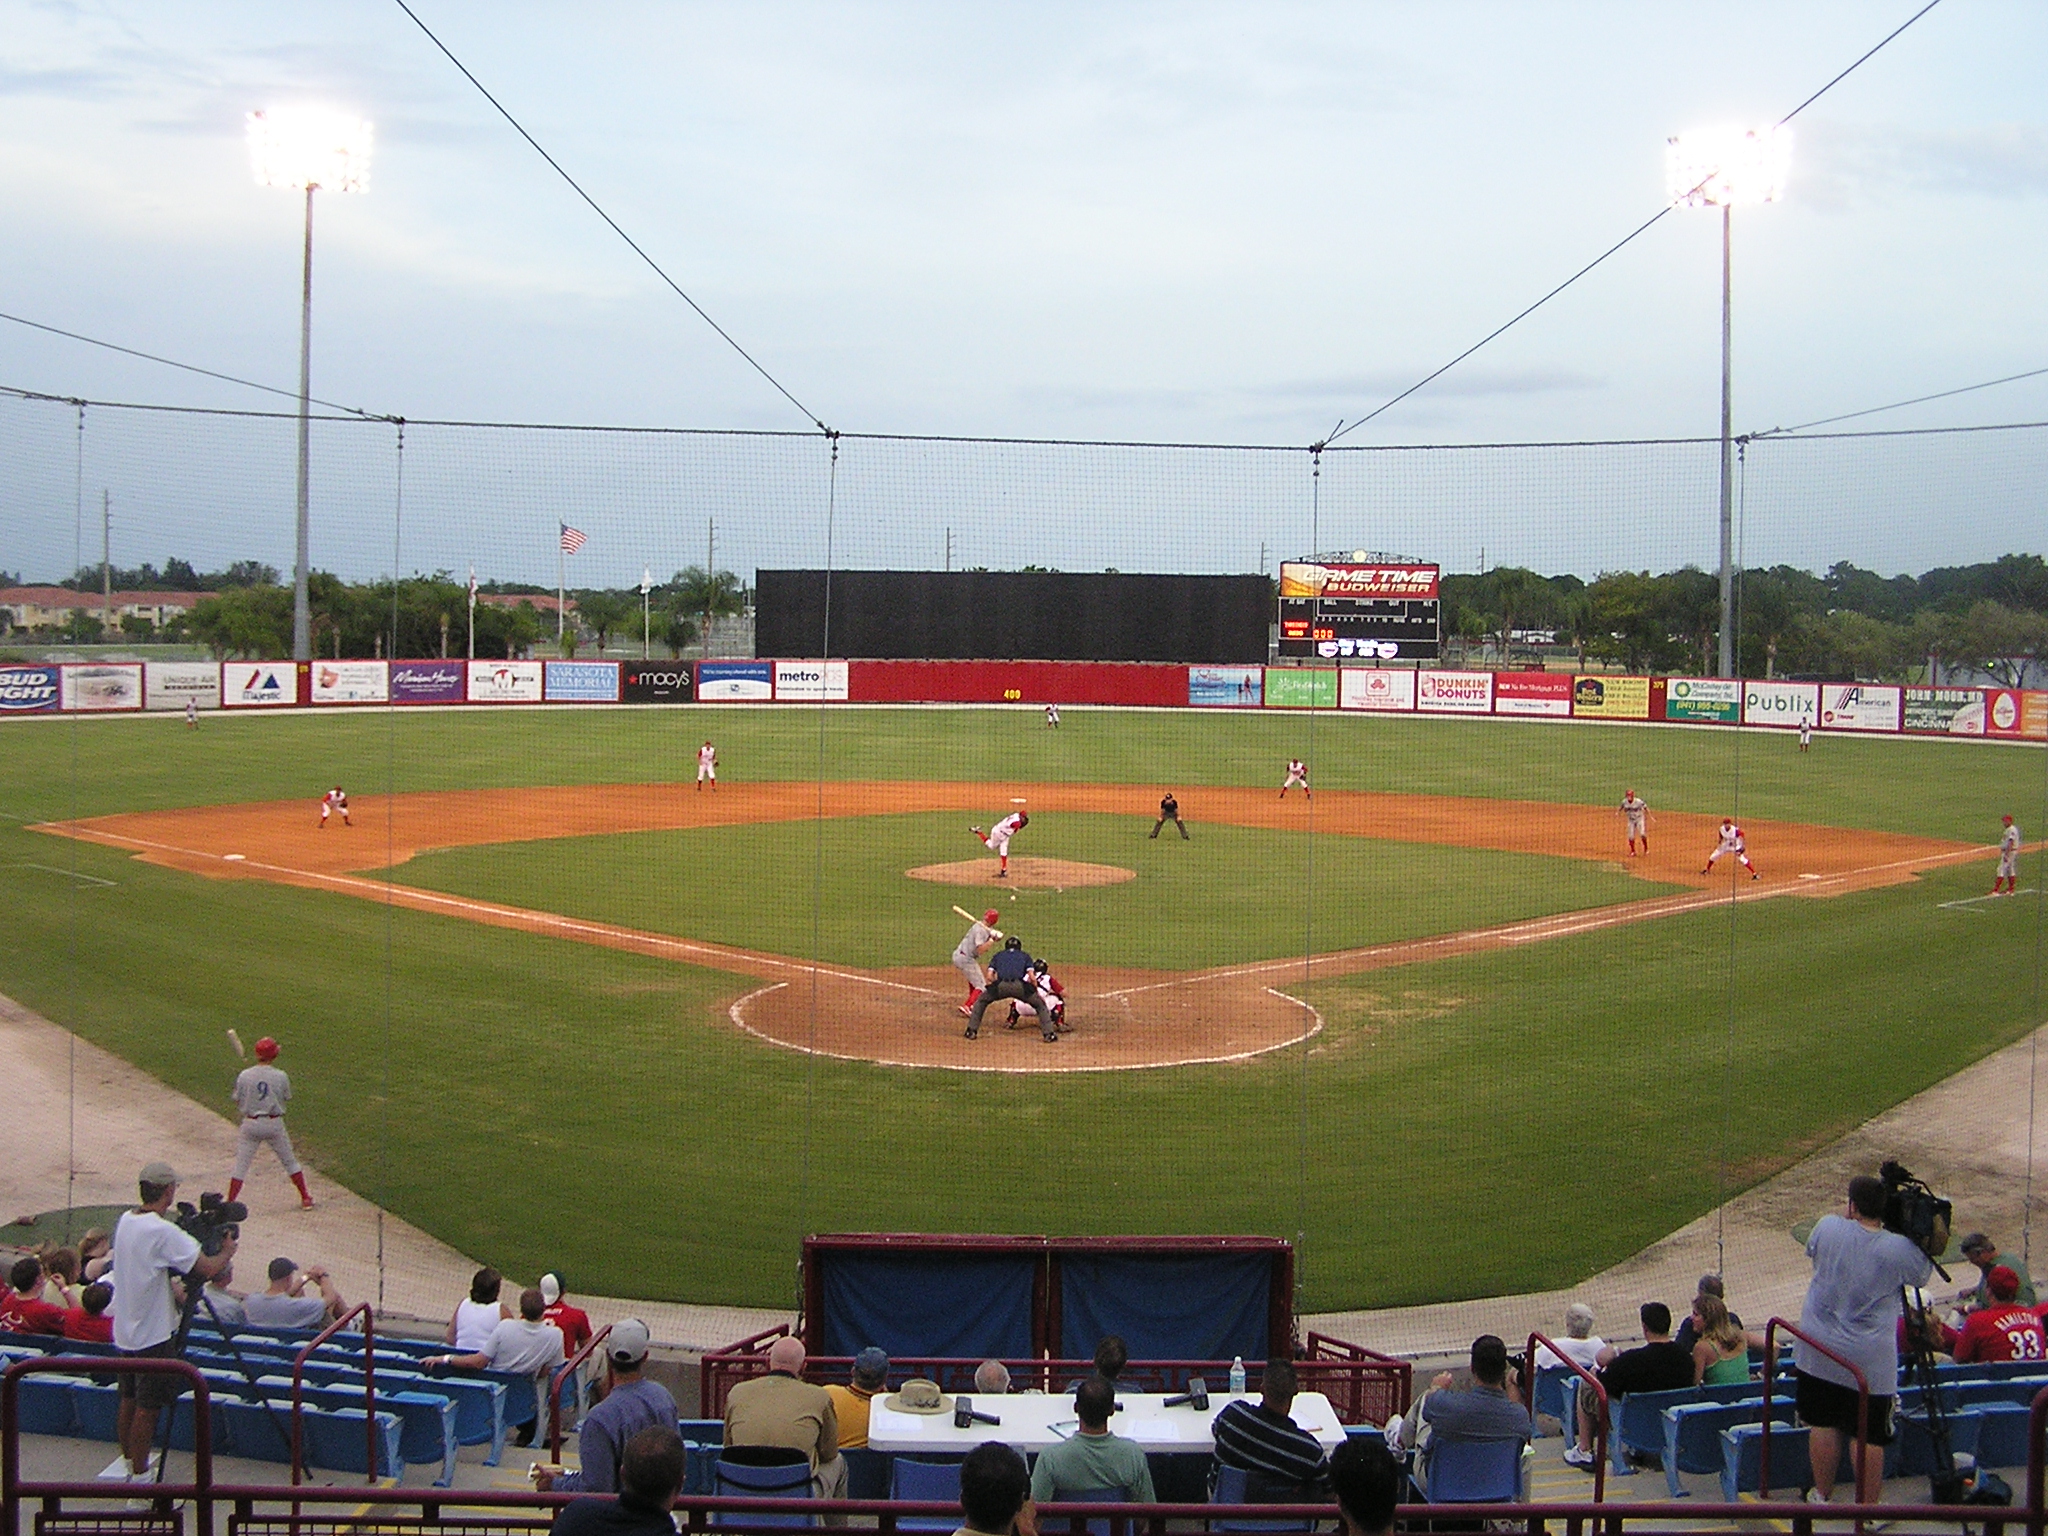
top-left (969, 811), bottom-right (1029, 877)
top-left (319, 786), bottom-right (350, 828)
top-left (1281, 759), bottom-right (1310, 798)
top-left (1995, 815), bottom-right (2020, 895)
top-left (953, 909), bottom-right (1003, 1016)
top-left (227, 1036), bottom-right (314, 1210)
top-left (1703, 819), bottom-right (1758, 879)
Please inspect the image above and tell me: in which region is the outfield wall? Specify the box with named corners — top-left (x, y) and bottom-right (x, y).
top-left (3, 657), bottom-right (2044, 739)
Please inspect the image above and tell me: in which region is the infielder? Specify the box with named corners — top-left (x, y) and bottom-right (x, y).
top-left (1281, 759), bottom-right (1311, 799)
top-left (1995, 814), bottom-right (2021, 895)
top-left (969, 810), bottom-right (1029, 877)
top-left (953, 908), bottom-right (1003, 1016)
top-left (1044, 704), bottom-right (1060, 728)
top-left (696, 740), bottom-right (717, 791)
top-left (319, 786), bottom-right (351, 828)
top-left (1620, 789), bottom-right (1649, 856)
top-left (227, 1036), bottom-right (314, 1210)
top-left (1703, 819), bottom-right (1759, 880)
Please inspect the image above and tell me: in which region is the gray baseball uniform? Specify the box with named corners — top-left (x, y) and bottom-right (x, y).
top-left (953, 919), bottom-right (998, 993)
top-left (2000, 822), bottom-right (2021, 879)
top-left (231, 1063), bottom-right (303, 1179)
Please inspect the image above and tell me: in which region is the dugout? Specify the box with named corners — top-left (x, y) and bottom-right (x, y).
top-left (754, 570), bottom-right (1271, 662)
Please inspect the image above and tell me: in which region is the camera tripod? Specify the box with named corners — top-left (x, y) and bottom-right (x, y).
top-left (134, 1267), bottom-right (300, 1492)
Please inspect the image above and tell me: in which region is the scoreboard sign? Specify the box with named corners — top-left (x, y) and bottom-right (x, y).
top-left (1277, 561), bottom-right (1441, 660)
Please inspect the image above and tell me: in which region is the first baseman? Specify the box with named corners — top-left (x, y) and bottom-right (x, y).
top-left (1704, 819), bottom-right (1759, 880)
top-left (319, 786), bottom-right (350, 828)
top-left (1281, 759), bottom-right (1310, 798)
top-left (1995, 814), bottom-right (2021, 895)
top-left (696, 740), bottom-right (717, 791)
top-left (953, 908), bottom-right (1003, 1016)
top-left (1620, 789), bottom-right (1649, 856)
top-left (227, 1036), bottom-right (314, 1210)
top-left (969, 810), bottom-right (1029, 877)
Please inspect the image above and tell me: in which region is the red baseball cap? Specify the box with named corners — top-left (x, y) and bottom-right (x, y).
top-left (1990, 1265), bottom-right (2022, 1301)
top-left (254, 1036), bottom-right (279, 1061)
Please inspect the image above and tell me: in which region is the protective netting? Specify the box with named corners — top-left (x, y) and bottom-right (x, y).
top-left (1, 387), bottom-right (2043, 1333)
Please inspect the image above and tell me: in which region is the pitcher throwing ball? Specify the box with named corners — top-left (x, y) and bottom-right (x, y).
top-left (969, 810), bottom-right (1029, 877)
top-left (228, 1036), bottom-right (314, 1210)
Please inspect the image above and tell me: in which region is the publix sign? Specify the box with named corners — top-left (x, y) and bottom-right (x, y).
top-left (0, 665), bottom-right (59, 712)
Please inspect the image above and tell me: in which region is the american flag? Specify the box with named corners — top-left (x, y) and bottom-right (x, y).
top-left (559, 524), bottom-right (587, 555)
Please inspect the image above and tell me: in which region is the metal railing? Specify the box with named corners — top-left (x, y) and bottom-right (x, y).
top-left (2, 1355), bottom-right (214, 1536)
top-left (1524, 1331), bottom-right (1609, 1503)
top-left (289, 1300), bottom-right (375, 1485)
top-left (1762, 1316), bottom-right (1869, 1507)
top-left (547, 1321), bottom-right (613, 1460)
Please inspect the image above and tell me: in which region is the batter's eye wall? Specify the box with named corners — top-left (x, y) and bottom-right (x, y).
top-left (755, 571), bottom-right (1271, 663)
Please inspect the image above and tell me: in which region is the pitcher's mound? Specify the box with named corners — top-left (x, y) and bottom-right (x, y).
top-left (908, 857), bottom-right (1135, 889)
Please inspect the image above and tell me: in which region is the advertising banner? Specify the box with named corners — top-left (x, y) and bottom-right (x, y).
top-left (1571, 675), bottom-right (1650, 720)
top-left (773, 659), bottom-right (849, 701)
top-left (621, 662), bottom-right (694, 703)
top-left (697, 660), bottom-right (774, 701)
top-left (0, 665), bottom-right (60, 714)
top-left (1278, 562), bottom-right (1440, 599)
top-left (1338, 669), bottom-right (1416, 712)
top-left (1820, 683), bottom-right (1901, 733)
top-left (2029, 692), bottom-right (2048, 740)
top-left (1492, 672), bottom-right (1572, 717)
top-left (1984, 689), bottom-right (2048, 740)
top-left (389, 661), bottom-right (465, 704)
top-left (1189, 666), bottom-right (1263, 707)
top-left (1415, 670), bottom-right (1493, 713)
top-left (1902, 687), bottom-right (1984, 735)
top-left (62, 663), bottom-right (143, 712)
top-left (145, 662), bottom-right (220, 712)
top-left (310, 660), bottom-right (389, 705)
top-left (1663, 677), bottom-right (1741, 723)
top-left (1743, 679), bottom-right (1819, 728)
top-left (1262, 668), bottom-right (1337, 708)
top-left (546, 660), bottom-right (621, 702)
top-left (222, 662), bottom-right (295, 708)
top-left (466, 660), bottom-right (544, 703)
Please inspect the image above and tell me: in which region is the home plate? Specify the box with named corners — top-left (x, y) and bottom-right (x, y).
top-left (223, 853), bottom-right (246, 862)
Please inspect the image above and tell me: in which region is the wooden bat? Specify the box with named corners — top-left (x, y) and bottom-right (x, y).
top-left (227, 1028), bottom-right (245, 1060)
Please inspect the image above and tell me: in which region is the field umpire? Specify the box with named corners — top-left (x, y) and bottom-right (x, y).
top-left (966, 937), bottom-right (1054, 1043)
top-left (1151, 791), bottom-right (1189, 840)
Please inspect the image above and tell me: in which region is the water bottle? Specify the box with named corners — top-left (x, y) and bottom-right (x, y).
top-left (1229, 1356), bottom-right (1246, 1396)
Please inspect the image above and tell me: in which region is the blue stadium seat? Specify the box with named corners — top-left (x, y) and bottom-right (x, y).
top-left (1974, 1403), bottom-right (2033, 1469)
top-left (1208, 1462), bottom-right (1299, 1534)
top-left (680, 1418), bottom-right (725, 1444)
top-left (67, 1380), bottom-right (120, 1440)
top-left (1420, 1439), bottom-right (1523, 1504)
top-left (1661, 1400), bottom-right (1793, 1497)
top-left (1718, 1422), bottom-right (1812, 1500)
top-left (300, 1405), bottom-right (403, 1479)
top-left (889, 1457), bottom-right (963, 1533)
top-left (220, 1398), bottom-right (298, 1464)
top-left (716, 1451), bottom-right (816, 1528)
top-left (251, 1376), bottom-right (459, 1485)
top-left (14, 1376), bottom-right (76, 1436)
top-left (840, 1446), bottom-right (890, 1500)
top-left (1894, 1407), bottom-right (1980, 1478)
top-left (1530, 1365), bottom-right (1578, 1435)
top-left (1050, 1485), bottom-right (1127, 1536)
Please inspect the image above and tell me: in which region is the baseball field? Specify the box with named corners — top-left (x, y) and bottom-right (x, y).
top-left (2, 703), bottom-right (2041, 1311)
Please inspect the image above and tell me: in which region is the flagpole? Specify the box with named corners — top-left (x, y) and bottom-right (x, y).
top-left (467, 564), bottom-right (476, 661)
top-left (557, 525), bottom-right (565, 645)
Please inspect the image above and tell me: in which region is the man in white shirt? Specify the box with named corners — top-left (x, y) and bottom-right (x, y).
top-left (109, 1161), bottom-right (237, 1480)
top-left (426, 1286), bottom-right (566, 1447)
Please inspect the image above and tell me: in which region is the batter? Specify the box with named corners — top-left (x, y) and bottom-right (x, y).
top-left (952, 908), bottom-right (1003, 1016)
top-left (969, 810), bottom-right (1029, 877)
top-left (227, 1036), bottom-right (314, 1210)
top-left (1704, 819), bottom-right (1759, 880)
top-left (1995, 814), bottom-right (2020, 895)
top-left (1620, 789), bottom-right (1649, 857)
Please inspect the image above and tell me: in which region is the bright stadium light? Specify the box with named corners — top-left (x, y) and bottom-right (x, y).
top-left (248, 106), bottom-right (373, 662)
top-left (1666, 124), bottom-right (1790, 678)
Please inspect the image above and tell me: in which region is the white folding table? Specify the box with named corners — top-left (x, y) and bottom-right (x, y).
top-left (866, 1390), bottom-right (1346, 1455)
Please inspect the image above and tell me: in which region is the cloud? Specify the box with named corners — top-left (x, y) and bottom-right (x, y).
top-left (1801, 122), bottom-right (2048, 206)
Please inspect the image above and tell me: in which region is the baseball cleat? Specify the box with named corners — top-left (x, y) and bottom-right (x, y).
top-left (301, 1198), bottom-right (316, 1210)
top-left (969, 825), bottom-right (983, 836)
top-left (957, 1003), bottom-right (973, 1017)
top-left (996, 870), bottom-right (1007, 878)
top-left (1042, 1032), bottom-right (1058, 1043)
top-left (1751, 872), bottom-right (1761, 880)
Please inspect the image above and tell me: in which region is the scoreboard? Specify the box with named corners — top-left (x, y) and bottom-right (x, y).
top-left (1276, 560), bottom-right (1441, 660)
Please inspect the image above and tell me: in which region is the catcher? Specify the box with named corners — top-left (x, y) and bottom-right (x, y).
top-left (1004, 957), bottom-right (1070, 1034)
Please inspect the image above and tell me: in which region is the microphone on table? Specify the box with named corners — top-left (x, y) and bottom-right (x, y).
top-left (954, 1395), bottom-right (1001, 1428)
top-left (1162, 1377), bottom-right (1210, 1410)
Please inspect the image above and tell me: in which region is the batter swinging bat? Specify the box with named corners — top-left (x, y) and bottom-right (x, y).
top-left (951, 904), bottom-right (1003, 938)
top-left (227, 1028), bottom-right (245, 1060)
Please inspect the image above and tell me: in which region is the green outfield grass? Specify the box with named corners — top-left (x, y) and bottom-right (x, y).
top-left (0, 705), bottom-right (2041, 1310)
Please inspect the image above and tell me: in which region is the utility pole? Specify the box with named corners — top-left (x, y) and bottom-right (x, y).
top-left (945, 528), bottom-right (955, 572)
top-left (1258, 540), bottom-right (1268, 577)
top-left (704, 519), bottom-right (715, 657)
top-left (101, 492), bottom-right (112, 641)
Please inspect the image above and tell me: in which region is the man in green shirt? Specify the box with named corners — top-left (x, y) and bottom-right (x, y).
top-left (1959, 1233), bottom-right (2036, 1310)
top-left (1030, 1377), bottom-right (1155, 1504)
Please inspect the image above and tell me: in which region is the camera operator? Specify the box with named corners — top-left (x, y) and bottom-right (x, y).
top-left (1794, 1173), bottom-right (1932, 1507)
top-left (108, 1161), bottom-right (237, 1481)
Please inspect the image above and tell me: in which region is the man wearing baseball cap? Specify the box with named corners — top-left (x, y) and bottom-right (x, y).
top-left (228, 1035), bottom-right (314, 1211)
top-left (533, 1319), bottom-right (677, 1494)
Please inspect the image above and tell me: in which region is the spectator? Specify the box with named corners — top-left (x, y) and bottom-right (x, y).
top-left (447, 1266), bottom-right (512, 1350)
top-left (723, 1335), bottom-right (848, 1509)
top-left (242, 1257), bottom-right (346, 1329)
top-left (1092, 1335), bottom-right (1129, 1388)
top-left (1532, 1303), bottom-right (1604, 1373)
top-left (549, 1425), bottom-right (686, 1536)
top-left (0, 1257), bottom-right (66, 1334)
top-left (1689, 1295), bottom-right (1755, 1385)
top-left (78, 1228), bottom-right (113, 1284)
top-left (540, 1273), bottom-right (594, 1429)
top-left (1958, 1234), bottom-right (2036, 1312)
top-left (429, 1286), bottom-right (567, 1448)
top-left (1898, 1288), bottom-right (1959, 1359)
top-left (1030, 1376), bottom-right (1156, 1503)
top-left (1953, 1266), bottom-right (2045, 1363)
top-left (535, 1320), bottom-right (677, 1494)
top-left (974, 1359), bottom-right (1013, 1395)
top-left (1408, 1335), bottom-right (1530, 1488)
top-left (957, 1441), bottom-right (1037, 1536)
top-left (824, 1346), bottom-right (889, 1449)
top-left (38, 1246), bottom-right (82, 1310)
top-left (1795, 1173), bottom-right (1933, 1506)
top-left (64, 1282), bottom-right (116, 1344)
top-left (1564, 1303), bottom-right (1691, 1468)
top-left (1212, 1357), bottom-right (1331, 1501)
top-left (108, 1160), bottom-right (236, 1480)
top-left (1329, 1435), bottom-right (1402, 1536)
top-left (1672, 1276), bottom-right (1743, 1355)
top-left (201, 1262), bottom-right (248, 1330)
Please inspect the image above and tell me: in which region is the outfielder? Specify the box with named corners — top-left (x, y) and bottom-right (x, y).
top-left (1799, 716), bottom-right (1813, 752)
top-left (1703, 819), bottom-right (1759, 880)
top-left (953, 908), bottom-right (1003, 1016)
top-left (227, 1036), bottom-right (314, 1210)
top-left (1044, 704), bottom-right (1060, 728)
top-left (969, 810), bottom-right (1029, 877)
top-left (696, 740), bottom-right (717, 791)
top-left (318, 786), bottom-right (350, 828)
top-left (1281, 759), bottom-right (1310, 799)
top-left (1995, 814), bottom-right (2021, 895)
top-left (1620, 789), bottom-right (1649, 856)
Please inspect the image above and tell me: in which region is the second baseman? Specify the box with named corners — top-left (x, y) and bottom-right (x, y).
top-left (227, 1036), bottom-right (314, 1210)
top-left (969, 810), bottom-right (1029, 877)
top-left (319, 786), bottom-right (350, 828)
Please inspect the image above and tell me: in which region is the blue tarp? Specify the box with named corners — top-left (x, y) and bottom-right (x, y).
top-left (1059, 1253), bottom-right (1271, 1362)
top-left (816, 1252), bottom-right (1038, 1360)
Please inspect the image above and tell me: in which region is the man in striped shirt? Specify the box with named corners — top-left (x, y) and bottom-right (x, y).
top-left (1210, 1357), bottom-right (1331, 1501)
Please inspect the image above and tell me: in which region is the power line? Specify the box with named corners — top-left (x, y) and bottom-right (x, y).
top-left (1752, 364), bottom-right (2048, 438)
top-left (1324, 0), bottom-right (1945, 448)
top-left (0, 309), bottom-right (389, 419)
top-left (392, 0), bottom-right (830, 436)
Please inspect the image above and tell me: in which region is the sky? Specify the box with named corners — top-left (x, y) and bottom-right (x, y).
top-left (2, 0), bottom-right (2046, 587)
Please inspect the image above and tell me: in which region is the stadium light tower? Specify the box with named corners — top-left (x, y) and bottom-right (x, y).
top-left (1666, 124), bottom-right (1789, 678)
top-left (248, 106), bottom-right (372, 662)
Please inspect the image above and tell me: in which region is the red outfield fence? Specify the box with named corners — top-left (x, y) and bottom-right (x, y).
top-left (4, 657), bottom-right (2043, 738)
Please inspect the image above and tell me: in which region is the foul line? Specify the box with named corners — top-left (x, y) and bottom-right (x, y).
top-left (10, 862), bottom-right (116, 888)
top-left (1939, 888), bottom-right (2037, 912)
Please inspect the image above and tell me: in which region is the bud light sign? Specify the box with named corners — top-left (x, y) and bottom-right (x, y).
top-left (0, 665), bottom-right (59, 713)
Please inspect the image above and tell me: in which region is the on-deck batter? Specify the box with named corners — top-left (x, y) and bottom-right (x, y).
top-left (1996, 814), bottom-right (2021, 895)
top-left (1281, 760), bottom-right (1310, 799)
top-left (1620, 790), bottom-right (1649, 857)
top-left (696, 741), bottom-right (718, 791)
top-left (227, 1036), bottom-right (314, 1210)
top-left (969, 811), bottom-right (1029, 877)
top-left (1704, 819), bottom-right (1759, 880)
top-left (318, 786), bottom-right (350, 828)
top-left (953, 908), bottom-right (1003, 1016)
